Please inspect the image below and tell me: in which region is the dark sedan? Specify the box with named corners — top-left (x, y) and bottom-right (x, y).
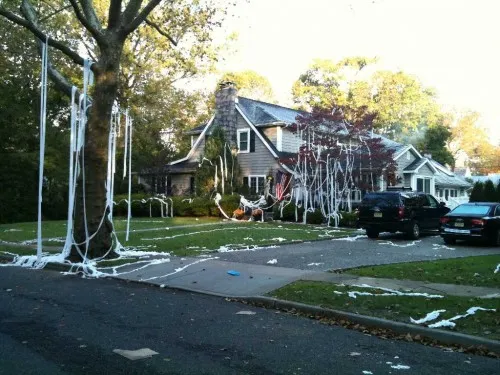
top-left (439, 202), bottom-right (500, 246)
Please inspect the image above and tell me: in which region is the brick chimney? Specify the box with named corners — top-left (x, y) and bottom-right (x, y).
top-left (214, 81), bottom-right (238, 146)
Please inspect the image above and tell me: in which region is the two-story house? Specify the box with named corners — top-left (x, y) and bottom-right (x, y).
top-left (166, 82), bottom-right (470, 207)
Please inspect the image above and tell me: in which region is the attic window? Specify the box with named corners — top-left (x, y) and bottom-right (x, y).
top-left (406, 152), bottom-right (410, 160)
top-left (237, 129), bottom-right (250, 153)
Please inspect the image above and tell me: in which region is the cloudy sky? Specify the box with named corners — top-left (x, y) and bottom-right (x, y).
top-left (212, 0), bottom-right (499, 142)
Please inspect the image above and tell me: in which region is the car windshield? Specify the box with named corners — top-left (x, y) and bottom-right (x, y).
top-left (451, 205), bottom-right (491, 215)
top-left (362, 194), bottom-right (400, 206)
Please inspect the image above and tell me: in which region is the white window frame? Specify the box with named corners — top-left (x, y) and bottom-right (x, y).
top-left (237, 129), bottom-right (250, 153)
top-left (415, 176), bottom-right (432, 194)
top-left (190, 135), bottom-right (197, 147)
top-left (248, 175), bottom-right (266, 193)
top-left (276, 126), bottom-right (283, 151)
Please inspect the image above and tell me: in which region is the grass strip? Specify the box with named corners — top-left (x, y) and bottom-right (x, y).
top-left (115, 222), bottom-right (353, 257)
top-left (269, 281), bottom-right (500, 340)
top-left (344, 255), bottom-right (500, 288)
top-left (1, 220), bottom-right (354, 257)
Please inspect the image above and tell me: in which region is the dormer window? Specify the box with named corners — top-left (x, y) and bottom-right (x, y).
top-left (406, 151), bottom-right (411, 160)
top-left (237, 129), bottom-right (250, 153)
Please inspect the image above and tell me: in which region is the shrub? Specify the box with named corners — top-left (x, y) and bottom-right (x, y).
top-left (217, 194), bottom-right (241, 217)
top-left (339, 211), bottom-right (358, 227)
top-left (190, 199), bottom-right (210, 217)
top-left (469, 182), bottom-right (484, 202)
top-left (305, 209), bottom-right (324, 224)
top-left (171, 197), bottom-right (194, 217)
top-left (273, 202), bottom-right (304, 222)
top-left (483, 180), bottom-right (497, 202)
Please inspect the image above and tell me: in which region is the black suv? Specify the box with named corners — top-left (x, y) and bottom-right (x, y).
top-left (357, 189), bottom-right (450, 239)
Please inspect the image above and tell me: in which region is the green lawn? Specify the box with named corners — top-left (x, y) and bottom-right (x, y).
top-left (343, 255), bottom-right (500, 288)
top-left (269, 281), bottom-right (500, 340)
top-left (0, 218), bottom-right (354, 257)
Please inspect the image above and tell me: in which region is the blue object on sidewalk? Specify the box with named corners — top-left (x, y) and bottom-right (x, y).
top-left (227, 270), bottom-right (240, 276)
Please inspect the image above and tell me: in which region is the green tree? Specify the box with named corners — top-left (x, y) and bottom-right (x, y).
top-left (292, 57), bottom-right (375, 111)
top-left (194, 126), bottom-right (240, 196)
top-left (483, 180), bottom-right (496, 202)
top-left (469, 182), bottom-right (484, 202)
top-left (292, 58), bottom-right (441, 142)
top-left (416, 123), bottom-right (454, 167)
top-left (0, 0), bottom-right (229, 259)
top-left (218, 70), bottom-right (274, 102)
top-left (448, 111), bottom-right (496, 174)
top-left (0, 17), bottom-right (69, 223)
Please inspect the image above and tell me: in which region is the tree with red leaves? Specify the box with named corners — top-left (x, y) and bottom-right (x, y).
top-left (280, 105), bottom-right (396, 225)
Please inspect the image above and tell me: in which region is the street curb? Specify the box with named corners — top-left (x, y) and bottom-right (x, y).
top-left (3, 253), bottom-right (499, 354)
top-left (105, 275), bottom-right (500, 355)
top-left (241, 296), bottom-right (500, 354)
top-left (0, 255), bottom-right (75, 273)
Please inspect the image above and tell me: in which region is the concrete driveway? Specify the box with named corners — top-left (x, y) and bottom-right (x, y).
top-left (216, 231), bottom-right (500, 271)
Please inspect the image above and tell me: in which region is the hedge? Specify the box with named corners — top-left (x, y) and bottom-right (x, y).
top-left (112, 194), bottom-right (242, 218)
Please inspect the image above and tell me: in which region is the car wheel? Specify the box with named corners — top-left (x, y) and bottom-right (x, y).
top-left (407, 221), bottom-right (420, 240)
top-left (490, 229), bottom-right (500, 247)
top-left (366, 229), bottom-right (379, 239)
top-left (443, 237), bottom-right (456, 245)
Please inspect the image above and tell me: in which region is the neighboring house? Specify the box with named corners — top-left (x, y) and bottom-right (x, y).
top-left (166, 83), bottom-right (470, 207)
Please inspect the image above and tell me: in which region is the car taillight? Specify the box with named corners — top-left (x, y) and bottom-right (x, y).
top-left (439, 217), bottom-right (450, 224)
top-left (470, 219), bottom-right (485, 226)
top-left (398, 207), bottom-right (405, 218)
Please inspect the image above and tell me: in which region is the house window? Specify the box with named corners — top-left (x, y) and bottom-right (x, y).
top-left (416, 177), bottom-right (431, 193)
top-left (237, 129), bottom-right (250, 153)
top-left (406, 152), bottom-right (411, 161)
top-left (189, 176), bottom-right (195, 195)
top-left (247, 175), bottom-right (265, 193)
top-left (191, 135), bottom-right (197, 147)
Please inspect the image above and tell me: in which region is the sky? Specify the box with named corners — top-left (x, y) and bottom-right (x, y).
top-left (207, 0), bottom-right (500, 143)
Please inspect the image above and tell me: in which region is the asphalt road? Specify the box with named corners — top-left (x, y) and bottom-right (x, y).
top-left (1, 267), bottom-right (498, 375)
top-left (217, 231), bottom-right (500, 271)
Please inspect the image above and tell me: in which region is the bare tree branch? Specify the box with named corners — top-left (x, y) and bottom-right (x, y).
top-left (0, 3), bottom-right (85, 67)
top-left (67, 0), bottom-right (103, 42)
top-left (43, 48), bottom-right (78, 97)
top-left (39, 4), bottom-right (72, 22)
top-left (122, 0), bottom-right (143, 27)
top-left (121, 0), bottom-right (163, 37)
top-left (78, 0), bottom-right (103, 31)
top-left (107, 0), bottom-right (122, 30)
top-left (145, 18), bottom-right (177, 46)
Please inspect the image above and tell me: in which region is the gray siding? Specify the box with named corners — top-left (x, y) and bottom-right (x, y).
top-left (188, 136), bottom-right (206, 162)
top-left (416, 163), bottom-right (434, 177)
top-left (403, 174), bottom-right (412, 187)
top-left (236, 113), bottom-right (280, 177)
top-left (281, 128), bottom-right (302, 153)
top-left (395, 149), bottom-right (417, 175)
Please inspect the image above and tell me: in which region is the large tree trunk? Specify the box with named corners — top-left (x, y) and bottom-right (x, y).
top-left (70, 39), bottom-right (124, 261)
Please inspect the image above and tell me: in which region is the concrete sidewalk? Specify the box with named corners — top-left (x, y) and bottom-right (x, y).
top-left (104, 256), bottom-right (500, 299)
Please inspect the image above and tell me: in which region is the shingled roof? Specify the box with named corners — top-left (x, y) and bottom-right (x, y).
top-left (237, 97), bottom-right (305, 126)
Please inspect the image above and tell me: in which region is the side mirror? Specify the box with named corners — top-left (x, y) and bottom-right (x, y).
top-left (439, 202), bottom-right (446, 207)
